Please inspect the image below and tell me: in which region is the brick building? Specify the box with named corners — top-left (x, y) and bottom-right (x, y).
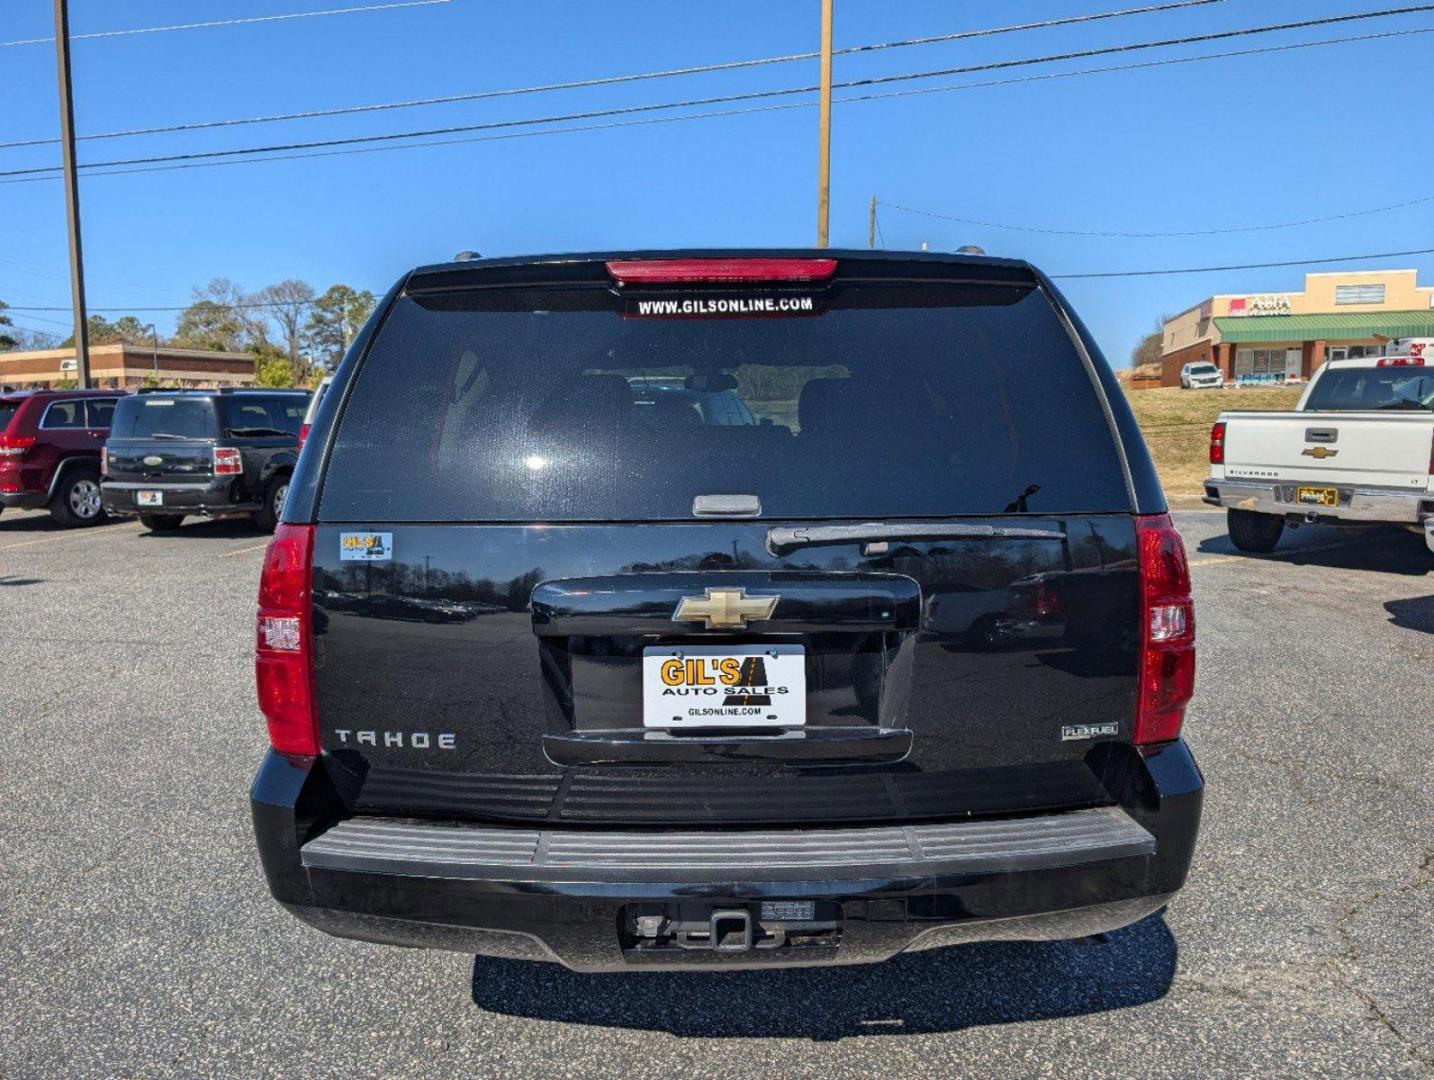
top-left (0, 343), bottom-right (256, 390)
top-left (1155, 269), bottom-right (1434, 388)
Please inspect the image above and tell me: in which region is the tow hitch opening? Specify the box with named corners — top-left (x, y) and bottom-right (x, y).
top-left (621, 900), bottom-right (841, 958)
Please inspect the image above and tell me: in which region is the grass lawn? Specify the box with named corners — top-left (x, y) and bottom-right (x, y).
top-left (1121, 385), bottom-right (1303, 498)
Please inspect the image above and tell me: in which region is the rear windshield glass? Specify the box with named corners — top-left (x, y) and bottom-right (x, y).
top-left (111, 396), bottom-right (216, 439)
top-left (321, 282), bottom-right (1130, 521)
top-left (0, 400), bottom-right (23, 431)
top-left (1305, 367), bottom-right (1434, 411)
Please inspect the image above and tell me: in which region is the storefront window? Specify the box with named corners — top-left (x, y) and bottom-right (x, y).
top-left (1234, 348), bottom-right (1301, 378)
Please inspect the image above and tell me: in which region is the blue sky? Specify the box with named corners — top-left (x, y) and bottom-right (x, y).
top-left (4, 0), bottom-right (1433, 365)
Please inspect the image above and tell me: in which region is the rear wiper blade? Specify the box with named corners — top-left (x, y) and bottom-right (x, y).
top-left (766, 520), bottom-right (1065, 556)
top-left (1373, 399), bottom-right (1430, 410)
top-left (225, 426), bottom-right (289, 436)
top-left (146, 432), bottom-right (197, 440)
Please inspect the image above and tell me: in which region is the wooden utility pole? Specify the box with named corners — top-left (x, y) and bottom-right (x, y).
top-left (868, 196), bottom-right (876, 248)
top-left (52, 0), bottom-right (90, 389)
top-left (816, 0), bottom-right (833, 248)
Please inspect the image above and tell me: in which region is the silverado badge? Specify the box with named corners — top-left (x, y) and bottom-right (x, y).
top-left (1301, 446), bottom-right (1338, 460)
top-left (674, 587), bottom-right (778, 630)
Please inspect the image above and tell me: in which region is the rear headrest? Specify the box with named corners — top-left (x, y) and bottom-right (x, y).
top-left (530, 373), bottom-right (633, 436)
top-left (639, 393), bottom-right (702, 427)
top-left (797, 377), bottom-right (848, 437)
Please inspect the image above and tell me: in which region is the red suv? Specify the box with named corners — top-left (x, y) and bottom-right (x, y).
top-left (0, 389), bottom-right (125, 527)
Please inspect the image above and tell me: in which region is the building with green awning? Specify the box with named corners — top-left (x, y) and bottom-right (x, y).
top-left (1153, 269), bottom-right (1434, 388)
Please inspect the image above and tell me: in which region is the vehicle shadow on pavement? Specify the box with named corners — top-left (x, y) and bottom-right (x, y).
top-left (132, 517), bottom-right (266, 540)
top-left (469, 913), bottom-right (1176, 1039)
top-left (0, 513), bottom-right (126, 534)
top-left (1384, 595), bottom-right (1434, 633)
top-left (1196, 525), bottom-right (1430, 576)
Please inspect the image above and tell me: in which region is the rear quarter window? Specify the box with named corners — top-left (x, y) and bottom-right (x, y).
top-left (41, 400), bottom-right (86, 429)
top-left (321, 280), bottom-right (1132, 522)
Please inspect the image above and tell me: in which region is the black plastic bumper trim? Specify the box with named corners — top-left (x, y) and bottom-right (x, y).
top-left (300, 805), bottom-right (1154, 884)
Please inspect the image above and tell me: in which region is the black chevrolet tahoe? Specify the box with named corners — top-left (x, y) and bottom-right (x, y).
top-left (251, 250), bottom-right (1203, 972)
top-left (101, 388), bottom-right (309, 532)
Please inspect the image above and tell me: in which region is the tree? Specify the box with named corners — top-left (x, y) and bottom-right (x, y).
top-left (249, 343), bottom-right (296, 388)
top-left (0, 300), bottom-right (16, 351)
top-left (172, 279), bottom-right (268, 352)
top-left (252, 279), bottom-right (315, 378)
top-left (1129, 315), bottom-right (1169, 371)
top-left (173, 300), bottom-right (245, 352)
top-left (61, 313), bottom-right (156, 348)
top-left (303, 284), bottom-right (375, 371)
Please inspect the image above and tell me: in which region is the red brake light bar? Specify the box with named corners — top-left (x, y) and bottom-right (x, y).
top-left (606, 258), bottom-right (838, 285)
top-left (1376, 356), bottom-right (1424, 367)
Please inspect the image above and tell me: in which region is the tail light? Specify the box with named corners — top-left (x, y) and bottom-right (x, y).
top-left (0, 434), bottom-right (30, 491)
top-left (213, 446), bottom-right (243, 475)
top-left (100, 446), bottom-right (108, 476)
top-left (255, 524), bottom-right (319, 756)
top-left (0, 434), bottom-right (36, 456)
top-left (297, 423), bottom-right (310, 451)
top-left (1134, 514), bottom-right (1196, 746)
top-left (1208, 421), bottom-right (1226, 465)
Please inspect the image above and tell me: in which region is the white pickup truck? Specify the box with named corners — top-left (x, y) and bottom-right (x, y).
top-left (1203, 340), bottom-right (1434, 555)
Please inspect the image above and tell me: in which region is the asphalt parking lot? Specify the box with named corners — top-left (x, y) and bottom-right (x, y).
top-left (1, 507), bottom-right (1430, 1079)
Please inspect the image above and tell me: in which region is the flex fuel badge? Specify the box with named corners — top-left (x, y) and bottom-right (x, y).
top-left (340, 532), bottom-right (392, 561)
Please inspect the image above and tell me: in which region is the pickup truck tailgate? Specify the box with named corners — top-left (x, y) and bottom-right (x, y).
top-left (1223, 411), bottom-right (1434, 490)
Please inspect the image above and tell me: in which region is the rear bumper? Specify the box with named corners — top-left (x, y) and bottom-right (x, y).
top-left (1203, 478), bottom-right (1433, 525)
top-left (101, 478), bottom-right (258, 517)
top-left (0, 490), bottom-right (48, 509)
top-left (251, 742), bottom-right (1203, 971)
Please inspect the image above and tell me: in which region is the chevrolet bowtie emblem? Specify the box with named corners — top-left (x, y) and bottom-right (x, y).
top-left (673, 587), bottom-right (779, 630)
top-left (1302, 446), bottom-right (1338, 459)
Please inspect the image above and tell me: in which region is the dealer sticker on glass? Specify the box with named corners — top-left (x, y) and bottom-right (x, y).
top-left (339, 532), bottom-right (392, 562)
top-left (642, 644), bottom-right (805, 729)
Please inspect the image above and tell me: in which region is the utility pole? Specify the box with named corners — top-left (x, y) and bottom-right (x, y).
top-left (816, 0), bottom-right (833, 248)
top-left (52, 0), bottom-right (90, 389)
top-left (868, 196), bottom-right (877, 249)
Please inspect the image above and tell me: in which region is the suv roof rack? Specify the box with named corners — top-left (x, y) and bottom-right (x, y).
top-left (135, 386), bottom-right (309, 395)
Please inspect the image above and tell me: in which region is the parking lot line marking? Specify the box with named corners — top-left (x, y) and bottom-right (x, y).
top-left (0, 524), bottom-right (140, 552)
top-left (219, 541), bottom-right (271, 558)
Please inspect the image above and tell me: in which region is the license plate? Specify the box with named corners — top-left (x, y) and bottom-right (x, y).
top-left (136, 490), bottom-right (164, 507)
top-left (642, 644), bottom-right (805, 729)
top-left (1296, 486), bottom-right (1338, 507)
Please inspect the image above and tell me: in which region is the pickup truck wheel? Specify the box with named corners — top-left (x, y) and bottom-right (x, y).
top-left (1227, 508), bottom-right (1284, 553)
top-left (139, 513), bottom-right (185, 532)
top-left (253, 475), bottom-right (289, 533)
top-left (49, 469), bottom-right (105, 528)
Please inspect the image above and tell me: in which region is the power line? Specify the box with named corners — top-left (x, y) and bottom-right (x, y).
top-left (881, 190), bottom-right (1434, 238)
top-left (0, 0), bottom-right (1224, 149)
top-left (1052, 246), bottom-right (1434, 279)
top-left (3, 297), bottom-right (345, 314)
top-left (3, 24), bottom-right (1426, 188)
top-left (11, 244), bottom-right (1434, 314)
top-left (0, 0), bottom-right (451, 48)
top-left (6, 5), bottom-right (1430, 180)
